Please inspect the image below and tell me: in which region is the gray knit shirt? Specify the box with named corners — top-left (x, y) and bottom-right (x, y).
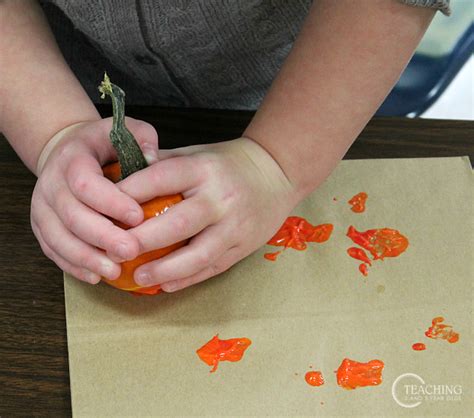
top-left (39, 0), bottom-right (450, 109)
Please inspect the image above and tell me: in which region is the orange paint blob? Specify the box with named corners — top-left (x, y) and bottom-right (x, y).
top-left (347, 247), bottom-right (372, 265)
top-left (264, 251), bottom-right (281, 261)
top-left (196, 335), bottom-right (252, 373)
top-left (359, 263), bottom-right (369, 276)
top-left (425, 317), bottom-right (459, 343)
top-left (346, 226), bottom-right (409, 260)
top-left (348, 192), bottom-right (368, 213)
top-left (264, 216), bottom-right (333, 260)
top-left (412, 343), bottom-right (426, 351)
top-left (305, 371), bottom-right (324, 387)
top-left (336, 358), bottom-right (384, 390)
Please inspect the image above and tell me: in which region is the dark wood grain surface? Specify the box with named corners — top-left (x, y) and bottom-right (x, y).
top-left (0, 108), bottom-right (472, 417)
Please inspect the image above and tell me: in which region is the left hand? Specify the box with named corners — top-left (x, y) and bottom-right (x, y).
top-left (116, 137), bottom-right (300, 292)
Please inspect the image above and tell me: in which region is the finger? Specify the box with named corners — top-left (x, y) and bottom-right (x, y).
top-left (34, 204), bottom-right (121, 280)
top-left (160, 246), bottom-right (243, 292)
top-left (117, 156), bottom-right (201, 202)
top-left (66, 154), bottom-right (144, 226)
top-left (125, 117), bottom-right (159, 164)
top-left (32, 221), bottom-right (101, 285)
top-left (130, 195), bottom-right (219, 254)
top-left (80, 118), bottom-right (159, 165)
top-left (54, 188), bottom-right (141, 261)
top-left (134, 224), bottom-right (229, 286)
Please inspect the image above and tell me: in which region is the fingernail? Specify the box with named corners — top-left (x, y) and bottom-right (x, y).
top-left (136, 271), bottom-right (151, 286)
top-left (143, 146), bottom-right (158, 164)
top-left (84, 270), bottom-right (100, 285)
top-left (125, 210), bottom-right (141, 225)
top-left (115, 243), bottom-right (131, 260)
top-left (99, 260), bottom-right (117, 280)
top-left (163, 281), bottom-right (178, 292)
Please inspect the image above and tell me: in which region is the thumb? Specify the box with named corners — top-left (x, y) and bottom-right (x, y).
top-left (125, 117), bottom-right (160, 164)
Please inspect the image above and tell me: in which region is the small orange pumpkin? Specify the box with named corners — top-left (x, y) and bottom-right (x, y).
top-left (102, 162), bottom-right (187, 295)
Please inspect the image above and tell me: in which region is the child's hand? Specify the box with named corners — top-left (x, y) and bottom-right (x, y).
top-left (31, 117), bottom-right (159, 284)
top-left (117, 137), bottom-right (300, 292)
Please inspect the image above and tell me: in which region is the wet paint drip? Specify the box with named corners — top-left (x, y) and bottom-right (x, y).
top-left (347, 247), bottom-right (372, 265)
top-left (412, 343), bottom-right (426, 351)
top-left (348, 192), bottom-right (368, 213)
top-left (196, 335), bottom-right (252, 373)
top-left (264, 216), bottom-right (333, 261)
top-left (336, 358), bottom-right (384, 390)
top-left (305, 371), bottom-right (324, 387)
top-left (264, 251), bottom-right (281, 261)
top-left (346, 226), bottom-right (409, 276)
top-left (425, 317), bottom-right (459, 343)
top-left (359, 263), bottom-right (369, 276)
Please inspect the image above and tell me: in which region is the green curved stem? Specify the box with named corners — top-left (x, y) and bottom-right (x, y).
top-left (99, 73), bottom-right (148, 179)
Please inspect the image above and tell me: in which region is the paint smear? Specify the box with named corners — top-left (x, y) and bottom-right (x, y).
top-left (425, 317), bottom-right (459, 343)
top-left (264, 216), bottom-right (333, 261)
top-left (412, 343), bottom-right (426, 351)
top-left (359, 263), bottom-right (369, 276)
top-left (348, 192), bottom-right (368, 213)
top-left (336, 358), bottom-right (384, 390)
top-left (196, 335), bottom-right (252, 373)
top-left (347, 247), bottom-right (372, 265)
top-left (346, 226), bottom-right (409, 276)
top-left (305, 371), bottom-right (324, 387)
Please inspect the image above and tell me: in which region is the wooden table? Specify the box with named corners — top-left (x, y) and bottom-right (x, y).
top-left (0, 108), bottom-right (472, 417)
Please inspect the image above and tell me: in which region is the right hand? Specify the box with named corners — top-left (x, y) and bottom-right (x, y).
top-left (31, 117), bottom-right (159, 284)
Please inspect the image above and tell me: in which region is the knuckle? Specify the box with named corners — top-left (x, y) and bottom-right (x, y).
top-left (63, 208), bottom-right (81, 231)
top-left (67, 157), bottom-right (92, 196)
top-left (199, 155), bottom-right (219, 178)
top-left (196, 250), bottom-right (212, 267)
top-left (71, 175), bottom-right (89, 196)
top-left (77, 253), bottom-right (94, 270)
top-left (210, 263), bottom-right (224, 276)
top-left (95, 231), bottom-right (109, 250)
top-left (170, 213), bottom-right (190, 237)
top-left (40, 243), bottom-right (55, 260)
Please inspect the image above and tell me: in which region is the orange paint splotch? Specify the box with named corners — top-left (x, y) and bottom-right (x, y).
top-left (412, 343), bottom-right (426, 351)
top-left (347, 247), bottom-right (372, 265)
top-left (359, 263), bottom-right (369, 277)
top-left (336, 358), bottom-right (384, 390)
top-left (425, 317), bottom-right (459, 343)
top-left (346, 226), bottom-right (409, 260)
top-left (196, 335), bottom-right (252, 373)
top-left (346, 226), bottom-right (409, 276)
top-left (348, 192), bottom-right (368, 213)
top-left (305, 371), bottom-right (324, 387)
top-left (264, 216), bottom-right (333, 260)
top-left (264, 251), bottom-right (281, 261)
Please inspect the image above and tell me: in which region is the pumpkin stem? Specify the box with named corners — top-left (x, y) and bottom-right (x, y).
top-left (99, 72), bottom-right (148, 179)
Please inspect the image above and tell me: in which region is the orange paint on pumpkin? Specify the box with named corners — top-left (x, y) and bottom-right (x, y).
top-left (336, 358), bottom-right (384, 390)
top-left (348, 192), bottom-right (368, 213)
top-left (305, 371), bottom-right (324, 387)
top-left (425, 317), bottom-right (459, 343)
top-left (101, 162), bottom-right (188, 295)
top-left (412, 343), bottom-right (426, 351)
top-left (196, 335), bottom-right (252, 373)
top-left (264, 216), bottom-right (333, 260)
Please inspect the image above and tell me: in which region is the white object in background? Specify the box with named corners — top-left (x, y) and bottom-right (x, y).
top-left (420, 56), bottom-right (473, 120)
